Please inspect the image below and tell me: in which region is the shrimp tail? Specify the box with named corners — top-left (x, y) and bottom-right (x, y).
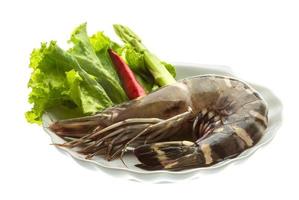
top-left (134, 141), bottom-right (204, 171)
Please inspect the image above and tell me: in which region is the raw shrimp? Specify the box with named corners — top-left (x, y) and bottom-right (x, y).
top-left (50, 75), bottom-right (268, 170)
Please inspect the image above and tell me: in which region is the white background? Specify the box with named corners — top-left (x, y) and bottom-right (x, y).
top-left (0, 0), bottom-right (298, 199)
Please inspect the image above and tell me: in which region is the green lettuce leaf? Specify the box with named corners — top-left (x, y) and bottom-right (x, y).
top-left (26, 42), bottom-right (72, 124)
top-left (90, 31), bottom-right (121, 53)
top-left (89, 32), bottom-right (120, 83)
top-left (66, 70), bottom-right (108, 113)
top-left (25, 41), bottom-right (113, 124)
top-left (161, 61), bottom-right (176, 77)
top-left (68, 23), bottom-right (127, 104)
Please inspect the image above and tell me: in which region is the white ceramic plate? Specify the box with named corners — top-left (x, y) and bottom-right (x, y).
top-left (43, 63), bottom-right (282, 183)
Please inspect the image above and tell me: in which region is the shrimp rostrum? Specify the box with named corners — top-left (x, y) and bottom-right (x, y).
top-left (50, 75), bottom-right (268, 171)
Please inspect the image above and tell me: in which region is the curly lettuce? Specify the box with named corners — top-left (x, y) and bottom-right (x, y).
top-left (25, 41), bottom-right (113, 124)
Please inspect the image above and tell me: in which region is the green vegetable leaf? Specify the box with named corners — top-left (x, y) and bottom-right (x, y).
top-left (69, 23), bottom-right (127, 104)
top-left (89, 32), bottom-right (120, 81)
top-left (122, 47), bottom-right (154, 92)
top-left (124, 46), bottom-right (146, 73)
top-left (25, 41), bottom-right (113, 124)
top-left (90, 31), bottom-right (120, 53)
top-left (66, 70), bottom-right (108, 113)
top-left (26, 42), bottom-right (73, 124)
top-left (161, 61), bottom-right (176, 77)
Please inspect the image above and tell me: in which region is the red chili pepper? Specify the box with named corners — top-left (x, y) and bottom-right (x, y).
top-left (108, 49), bottom-right (146, 99)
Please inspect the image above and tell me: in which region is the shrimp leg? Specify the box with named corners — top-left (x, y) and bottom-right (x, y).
top-left (54, 108), bottom-right (193, 161)
top-left (134, 112), bottom-right (267, 171)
